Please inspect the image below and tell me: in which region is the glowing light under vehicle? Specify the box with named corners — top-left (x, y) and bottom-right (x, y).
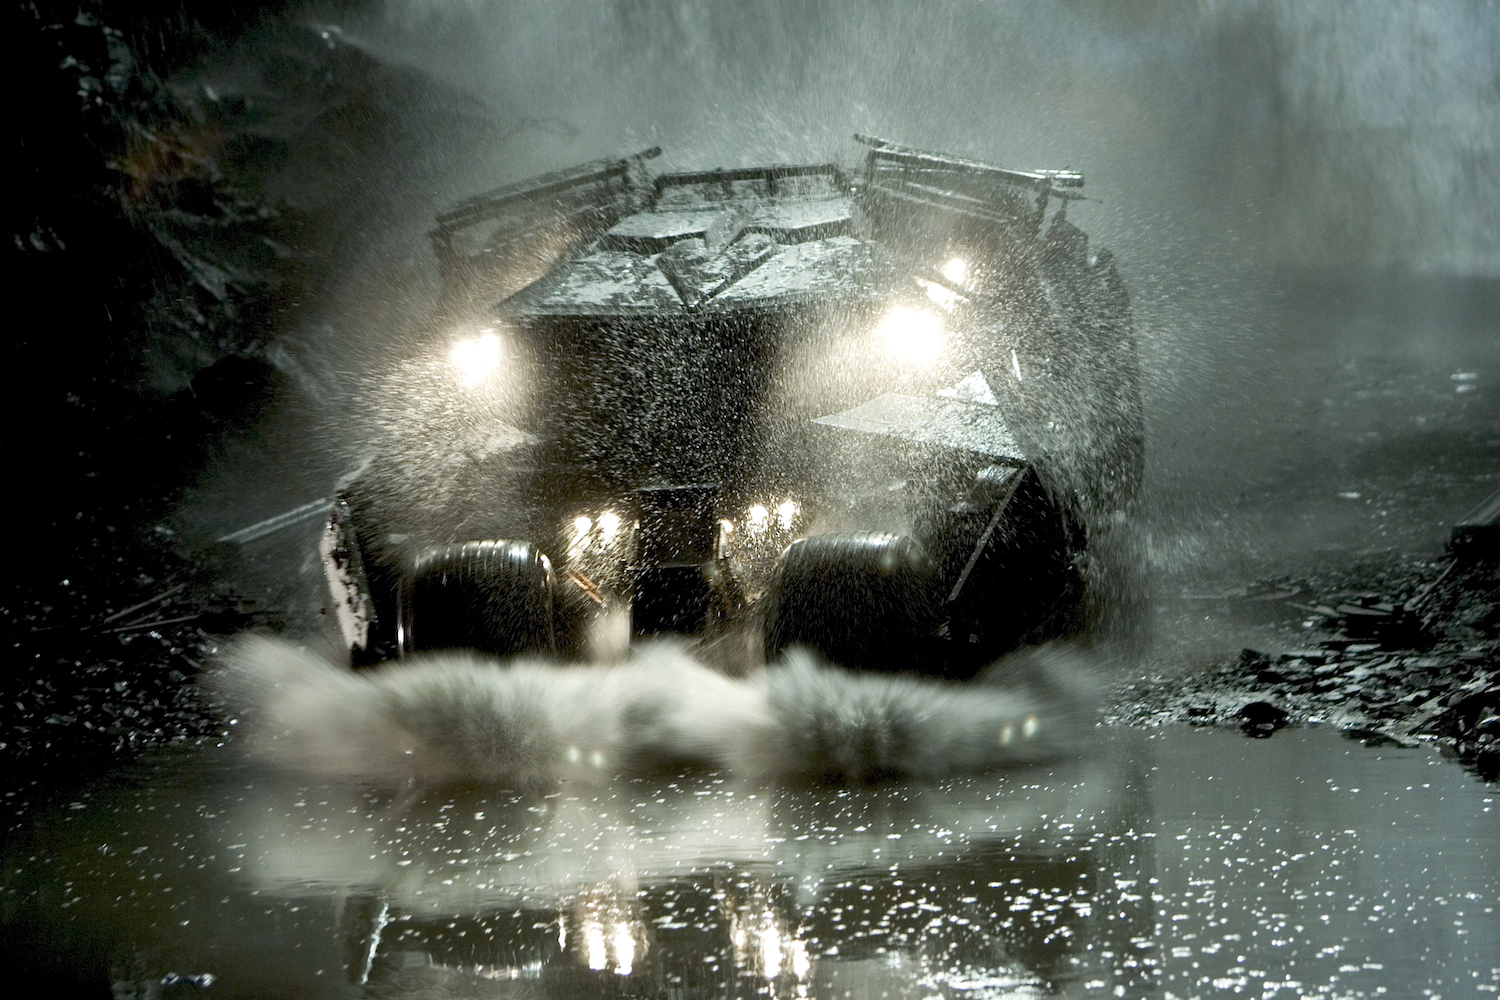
top-left (743, 501), bottom-right (797, 536)
top-left (566, 509), bottom-right (631, 558)
top-left (877, 305), bottom-right (944, 364)
top-left (450, 331), bottom-right (502, 384)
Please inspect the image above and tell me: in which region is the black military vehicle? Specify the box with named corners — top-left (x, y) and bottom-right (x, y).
top-left (323, 135), bottom-right (1143, 677)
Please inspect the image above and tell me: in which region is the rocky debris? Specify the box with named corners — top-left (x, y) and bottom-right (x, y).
top-left (1234, 700), bottom-right (1289, 737)
top-left (1299, 594), bottom-right (1433, 648)
top-left (3, 1), bottom-right (477, 782)
top-left (0, 523), bottom-right (281, 781)
top-left (1110, 547), bottom-right (1499, 780)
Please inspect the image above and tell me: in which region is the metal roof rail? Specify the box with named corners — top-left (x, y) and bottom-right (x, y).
top-left (855, 134), bottom-right (1084, 194)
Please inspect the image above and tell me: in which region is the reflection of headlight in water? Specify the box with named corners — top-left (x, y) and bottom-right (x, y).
top-left (450, 331), bottom-right (502, 384)
top-left (585, 922), bottom-right (606, 970)
top-left (760, 917), bottom-right (781, 978)
top-left (790, 937), bottom-right (811, 979)
top-left (612, 921), bottom-right (635, 976)
top-left (574, 897), bottom-right (643, 976)
top-left (877, 306), bottom-right (944, 364)
top-left (723, 889), bottom-right (808, 984)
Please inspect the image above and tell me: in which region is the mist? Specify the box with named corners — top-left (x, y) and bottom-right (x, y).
top-left (330, 0), bottom-right (1498, 275)
top-left (169, 0), bottom-right (1496, 651)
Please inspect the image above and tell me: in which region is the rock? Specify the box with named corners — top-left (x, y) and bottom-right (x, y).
top-left (1236, 701), bottom-right (1289, 738)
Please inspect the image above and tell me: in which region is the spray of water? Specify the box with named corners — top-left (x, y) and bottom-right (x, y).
top-left (175, 0), bottom-right (1498, 663)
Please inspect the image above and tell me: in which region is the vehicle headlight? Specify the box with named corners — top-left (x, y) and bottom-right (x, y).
top-left (740, 500), bottom-right (799, 538)
top-left (566, 508), bottom-right (630, 556)
top-left (450, 330), bottom-right (503, 385)
top-left (876, 305), bottom-right (944, 365)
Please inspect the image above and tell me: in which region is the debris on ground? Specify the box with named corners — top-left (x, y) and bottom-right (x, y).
top-left (1110, 496), bottom-right (1498, 780)
top-left (0, 525), bottom-right (282, 781)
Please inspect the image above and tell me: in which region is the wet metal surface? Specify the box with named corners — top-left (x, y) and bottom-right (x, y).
top-left (4, 726), bottom-right (1493, 997)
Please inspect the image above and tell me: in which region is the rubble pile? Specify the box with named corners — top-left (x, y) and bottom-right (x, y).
top-left (4, 1), bottom-right (458, 782)
top-left (1111, 526), bottom-right (1498, 780)
top-left (0, 528), bottom-right (277, 781)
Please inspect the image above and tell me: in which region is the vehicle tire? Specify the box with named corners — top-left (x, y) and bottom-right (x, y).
top-left (763, 532), bottom-right (938, 672)
top-left (398, 540), bottom-right (556, 656)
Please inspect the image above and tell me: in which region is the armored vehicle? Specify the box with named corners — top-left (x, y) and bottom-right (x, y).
top-left (323, 135), bottom-right (1143, 677)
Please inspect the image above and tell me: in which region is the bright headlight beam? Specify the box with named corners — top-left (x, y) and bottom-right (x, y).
top-left (942, 257), bottom-right (968, 283)
top-left (877, 306), bottom-right (944, 364)
top-left (450, 331), bottom-right (502, 384)
top-left (776, 500), bottom-right (797, 530)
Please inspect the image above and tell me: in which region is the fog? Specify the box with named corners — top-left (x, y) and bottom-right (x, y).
top-left (175, 0), bottom-right (1497, 658)
top-left (331, 0), bottom-right (1498, 274)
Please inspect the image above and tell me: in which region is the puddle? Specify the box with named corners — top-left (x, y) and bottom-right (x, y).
top-left (3, 726), bottom-right (1494, 998)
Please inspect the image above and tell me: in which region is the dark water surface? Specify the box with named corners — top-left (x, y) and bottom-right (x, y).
top-left (5, 726), bottom-right (1493, 998)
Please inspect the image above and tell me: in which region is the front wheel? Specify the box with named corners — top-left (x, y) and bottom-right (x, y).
top-left (398, 540), bottom-right (556, 656)
top-left (762, 532), bottom-right (938, 672)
